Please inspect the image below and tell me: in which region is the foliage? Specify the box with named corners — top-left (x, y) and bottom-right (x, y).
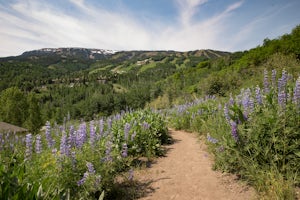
top-left (0, 87), bottom-right (28, 127)
top-left (167, 69), bottom-right (300, 198)
top-left (0, 109), bottom-right (168, 199)
top-left (0, 48), bottom-right (228, 123)
top-left (0, 88), bottom-right (43, 133)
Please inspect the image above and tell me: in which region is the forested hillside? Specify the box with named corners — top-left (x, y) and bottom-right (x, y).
top-left (0, 25), bottom-right (299, 133)
top-left (0, 47), bottom-right (229, 131)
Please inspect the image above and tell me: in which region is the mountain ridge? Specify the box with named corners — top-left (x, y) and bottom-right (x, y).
top-left (0, 48), bottom-right (231, 61)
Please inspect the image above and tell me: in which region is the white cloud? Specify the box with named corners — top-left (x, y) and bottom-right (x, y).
top-left (228, 1), bottom-right (294, 51)
top-left (0, 0), bottom-right (245, 56)
top-left (69, 0), bottom-right (85, 8)
top-left (159, 0), bottom-right (244, 51)
top-left (225, 1), bottom-right (243, 13)
top-left (175, 0), bottom-right (208, 26)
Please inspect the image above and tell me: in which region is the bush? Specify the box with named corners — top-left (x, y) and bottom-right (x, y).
top-left (168, 69), bottom-right (300, 198)
top-left (0, 109), bottom-right (168, 199)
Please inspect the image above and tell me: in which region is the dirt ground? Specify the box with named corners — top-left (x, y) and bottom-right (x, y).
top-left (134, 129), bottom-right (257, 200)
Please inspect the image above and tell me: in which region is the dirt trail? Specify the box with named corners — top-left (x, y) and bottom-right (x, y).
top-left (135, 129), bottom-right (256, 200)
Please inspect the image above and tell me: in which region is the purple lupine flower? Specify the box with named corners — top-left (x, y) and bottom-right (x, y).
top-left (278, 90), bottom-right (287, 110)
top-left (271, 69), bottom-right (277, 88)
top-left (25, 133), bottom-right (32, 159)
top-left (235, 93), bottom-right (243, 106)
top-left (45, 121), bottom-right (54, 148)
top-left (77, 172), bottom-right (89, 186)
top-left (128, 169), bottom-right (134, 181)
top-left (255, 85), bottom-right (263, 105)
top-left (77, 162), bottom-right (97, 186)
top-left (242, 88), bottom-right (251, 110)
top-left (114, 113), bottom-right (122, 121)
top-left (79, 122), bottom-right (87, 142)
top-left (75, 123), bottom-right (87, 148)
top-left (293, 77), bottom-right (300, 106)
top-left (282, 69), bottom-right (288, 84)
top-left (107, 118), bottom-right (112, 132)
top-left (131, 131), bottom-right (137, 141)
top-left (121, 143), bottom-right (128, 158)
top-left (224, 104), bottom-right (230, 122)
top-left (142, 122), bottom-right (150, 130)
top-left (249, 98), bottom-right (255, 113)
top-left (263, 69), bottom-right (270, 94)
top-left (89, 121), bottom-right (96, 146)
top-left (177, 105), bottom-right (188, 115)
top-left (278, 69), bottom-right (288, 93)
top-left (241, 88), bottom-right (255, 114)
top-left (75, 130), bottom-right (83, 149)
top-left (207, 135), bottom-right (218, 144)
top-left (68, 126), bottom-right (76, 148)
top-left (230, 121), bottom-right (239, 142)
top-left (60, 133), bottom-right (69, 156)
top-left (69, 124), bottom-right (75, 134)
top-left (104, 140), bottom-right (113, 162)
top-left (35, 134), bottom-right (42, 154)
top-left (124, 123), bottom-right (131, 140)
top-left (86, 162), bottom-right (96, 174)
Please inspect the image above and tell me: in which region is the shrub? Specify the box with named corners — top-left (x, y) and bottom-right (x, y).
top-left (168, 69), bottom-right (300, 198)
top-left (0, 109), bottom-right (168, 199)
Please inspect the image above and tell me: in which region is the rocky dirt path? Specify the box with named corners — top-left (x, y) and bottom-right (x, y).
top-left (134, 129), bottom-right (256, 200)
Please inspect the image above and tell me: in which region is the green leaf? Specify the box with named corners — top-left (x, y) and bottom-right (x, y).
top-left (295, 152), bottom-right (300, 157)
top-left (37, 185), bottom-right (43, 199)
top-left (98, 191), bottom-right (105, 200)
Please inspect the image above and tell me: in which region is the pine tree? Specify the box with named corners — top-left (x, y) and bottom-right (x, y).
top-left (0, 87), bottom-right (28, 127)
top-left (24, 93), bottom-right (43, 133)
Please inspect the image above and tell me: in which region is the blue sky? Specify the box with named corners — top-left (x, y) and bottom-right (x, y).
top-left (0, 0), bottom-right (299, 57)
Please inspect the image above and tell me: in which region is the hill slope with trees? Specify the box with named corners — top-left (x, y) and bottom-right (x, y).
top-left (0, 25), bottom-right (299, 132)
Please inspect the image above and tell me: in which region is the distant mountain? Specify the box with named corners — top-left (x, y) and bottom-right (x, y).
top-left (110, 49), bottom-right (230, 62)
top-left (22, 48), bottom-right (116, 58)
top-left (0, 48), bottom-right (116, 62)
top-left (0, 48), bottom-right (230, 62)
top-left (0, 48), bottom-right (231, 75)
top-left (0, 48), bottom-right (121, 71)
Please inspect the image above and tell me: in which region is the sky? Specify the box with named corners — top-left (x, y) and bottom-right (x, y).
top-left (0, 0), bottom-right (300, 57)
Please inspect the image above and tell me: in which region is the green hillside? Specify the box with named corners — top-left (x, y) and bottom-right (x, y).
top-left (0, 25), bottom-right (299, 131)
top-left (0, 48), bottom-right (229, 127)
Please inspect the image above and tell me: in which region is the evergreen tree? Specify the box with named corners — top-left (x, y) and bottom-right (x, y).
top-left (0, 87), bottom-right (28, 126)
top-left (24, 93), bottom-right (43, 133)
